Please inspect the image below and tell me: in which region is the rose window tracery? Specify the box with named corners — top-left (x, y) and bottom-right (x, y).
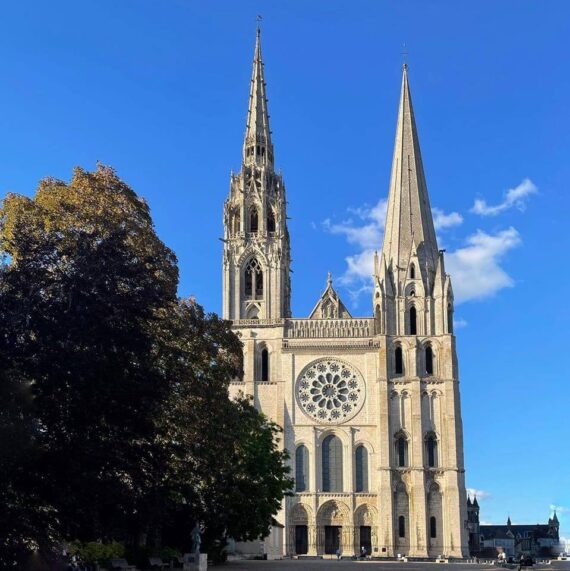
top-left (296, 359), bottom-right (365, 424)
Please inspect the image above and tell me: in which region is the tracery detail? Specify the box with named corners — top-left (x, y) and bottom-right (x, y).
top-left (296, 358), bottom-right (365, 424)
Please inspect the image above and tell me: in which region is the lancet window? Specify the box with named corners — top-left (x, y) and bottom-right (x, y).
top-left (322, 435), bottom-right (343, 492)
top-left (395, 346), bottom-right (403, 375)
top-left (267, 209), bottom-right (276, 232)
top-left (409, 306), bottom-right (417, 335)
top-left (244, 258), bottom-right (263, 299)
top-left (395, 434), bottom-right (408, 467)
top-left (295, 445), bottom-right (309, 492)
top-left (355, 445), bottom-right (369, 492)
top-left (426, 434), bottom-right (438, 468)
top-left (249, 208), bottom-right (259, 233)
top-left (425, 346), bottom-right (434, 375)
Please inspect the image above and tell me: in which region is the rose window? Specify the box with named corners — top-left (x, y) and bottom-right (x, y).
top-left (296, 359), bottom-right (365, 424)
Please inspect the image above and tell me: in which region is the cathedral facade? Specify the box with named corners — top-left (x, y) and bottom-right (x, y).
top-left (224, 29), bottom-right (469, 559)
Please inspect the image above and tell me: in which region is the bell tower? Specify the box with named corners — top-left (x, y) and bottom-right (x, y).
top-left (373, 65), bottom-right (469, 558)
top-left (222, 27), bottom-right (291, 321)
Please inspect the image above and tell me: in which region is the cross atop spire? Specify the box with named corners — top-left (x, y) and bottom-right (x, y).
top-left (243, 25), bottom-right (274, 167)
top-left (381, 65), bottom-right (439, 279)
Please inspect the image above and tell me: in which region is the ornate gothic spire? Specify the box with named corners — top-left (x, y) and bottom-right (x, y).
top-left (243, 26), bottom-right (274, 167)
top-left (381, 64), bottom-right (439, 277)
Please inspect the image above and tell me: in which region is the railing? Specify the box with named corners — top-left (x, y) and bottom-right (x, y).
top-left (232, 318), bottom-right (285, 327)
top-left (285, 318), bottom-right (375, 339)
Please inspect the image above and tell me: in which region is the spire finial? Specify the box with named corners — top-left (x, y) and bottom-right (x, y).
top-left (401, 42), bottom-right (409, 71)
top-left (327, 271), bottom-right (332, 286)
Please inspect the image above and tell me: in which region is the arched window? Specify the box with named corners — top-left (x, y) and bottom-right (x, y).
top-left (398, 515), bottom-right (406, 538)
top-left (447, 302), bottom-right (453, 334)
top-left (267, 210), bottom-right (276, 232)
top-left (295, 445), bottom-right (309, 492)
top-left (395, 346), bottom-right (403, 375)
top-left (425, 346), bottom-right (434, 375)
top-left (244, 258), bottom-right (263, 299)
top-left (261, 348), bottom-right (269, 382)
top-left (409, 306), bottom-right (417, 335)
top-left (430, 516), bottom-right (437, 538)
top-left (426, 434), bottom-right (438, 468)
top-left (322, 435), bottom-right (343, 492)
top-left (410, 264), bottom-right (416, 279)
top-left (355, 446), bottom-right (369, 492)
top-left (249, 208), bottom-right (259, 233)
top-left (396, 435), bottom-right (408, 467)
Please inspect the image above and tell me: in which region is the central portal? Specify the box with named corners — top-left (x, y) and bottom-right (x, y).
top-left (324, 525), bottom-right (341, 554)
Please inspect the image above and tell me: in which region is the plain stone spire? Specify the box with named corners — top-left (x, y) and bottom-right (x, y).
top-left (382, 64), bottom-right (439, 277)
top-left (243, 26), bottom-right (274, 167)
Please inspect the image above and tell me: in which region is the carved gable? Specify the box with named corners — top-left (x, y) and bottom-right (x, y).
top-left (308, 273), bottom-right (352, 319)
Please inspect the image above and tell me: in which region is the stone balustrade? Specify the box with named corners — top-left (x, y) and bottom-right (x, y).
top-left (285, 318), bottom-right (375, 339)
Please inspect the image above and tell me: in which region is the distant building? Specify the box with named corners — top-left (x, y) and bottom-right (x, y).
top-left (467, 497), bottom-right (561, 558)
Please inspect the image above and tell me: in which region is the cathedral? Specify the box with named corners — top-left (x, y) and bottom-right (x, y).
top-left (224, 28), bottom-right (470, 559)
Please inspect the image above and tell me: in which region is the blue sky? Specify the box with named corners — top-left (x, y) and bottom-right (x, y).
top-left (0, 1), bottom-right (568, 541)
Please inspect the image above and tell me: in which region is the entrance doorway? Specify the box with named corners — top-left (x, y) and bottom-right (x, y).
top-left (360, 526), bottom-right (372, 553)
top-left (324, 525), bottom-right (341, 554)
top-left (295, 525), bottom-right (308, 555)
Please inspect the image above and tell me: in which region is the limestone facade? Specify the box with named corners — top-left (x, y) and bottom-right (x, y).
top-left (222, 29), bottom-right (469, 559)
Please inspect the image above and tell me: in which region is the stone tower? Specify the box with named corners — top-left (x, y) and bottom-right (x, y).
top-left (372, 64), bottom-right (468, 557)
top-left (223, 33), bottom-right (469, 560)
top-left (222, 27), bottom-right (291, 321)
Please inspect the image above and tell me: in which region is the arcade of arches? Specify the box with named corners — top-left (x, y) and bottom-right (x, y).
top-left (288, 501), bottom-right (380, 557)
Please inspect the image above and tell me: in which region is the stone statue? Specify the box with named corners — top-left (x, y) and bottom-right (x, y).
top-left (190, 523), bottom-right (202, 557)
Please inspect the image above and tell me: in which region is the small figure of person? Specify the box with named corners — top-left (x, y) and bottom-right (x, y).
top-left (336, 546), bottom-right (341, 560)
top-left (360, 545), bottom-right (367, 559)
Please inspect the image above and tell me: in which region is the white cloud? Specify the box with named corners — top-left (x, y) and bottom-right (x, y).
top-left (433, 207), bottom-right (463, 230)
top-left (550, 504), bottom-right (568, 514)
top-left (446, 227), bottom-right (521, 303)
top-left (323, 194), bottom-right (521, 306)
top-left (471, 178), bottom-right (537, 216)
top-left (323, 200), bottom-right (464, 300)
top-left (453, 318), bottom-right (468, 329)
top-left (467, 488), bottom-right (491, 501)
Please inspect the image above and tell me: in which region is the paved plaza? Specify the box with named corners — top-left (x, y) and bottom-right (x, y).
top-left (223, 559), bottom-right (570, 571)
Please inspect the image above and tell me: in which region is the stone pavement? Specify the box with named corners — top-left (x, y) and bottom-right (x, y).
top-left (222, 559), bottom-right (570, 571)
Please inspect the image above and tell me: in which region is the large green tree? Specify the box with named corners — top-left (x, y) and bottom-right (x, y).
top-left (0, 165), bottom-right (179, 545)
top-left (0, 165), bottom-right (292, 565)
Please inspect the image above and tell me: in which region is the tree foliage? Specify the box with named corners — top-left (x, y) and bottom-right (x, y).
top-left (0, 165), bottom-right (292, 566)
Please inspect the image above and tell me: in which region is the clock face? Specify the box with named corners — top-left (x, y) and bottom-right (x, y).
top-left (295, 358), bottom-right (365, 425)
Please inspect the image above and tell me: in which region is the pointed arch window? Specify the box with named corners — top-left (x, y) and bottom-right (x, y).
top-left (409, 306), bottom-right (417, 335)
top-left (295, 445), bottom-right (309, 492)
top-left (395, 346), bottom-right (403, 375)
top-left (398, 515), bottom-right (406, 538)
top-left (396, 435), bottom-right (408, 467)
top-left (260, 347), bottom-right (269, 382)
top-left (425, 346), bottom-right (434, 375)
top-left (322, 435), bottom-right (343, 492)
top-left (410, 264), bottom-right (416, 279)
top-left (249, 208), bottom-right (259, 233)
top-left (355, 445), bottom-right (369, 492)
top-left (244, 258), bottom-right (263, 299)
top-left (426, 434), bottom-right (438, 468)
top-left (430, 516), bottom-right (437, 538)
top-left (267, 209), bottom-right (276, 232)
top-left (447, 302), bottom-right (453, 334)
